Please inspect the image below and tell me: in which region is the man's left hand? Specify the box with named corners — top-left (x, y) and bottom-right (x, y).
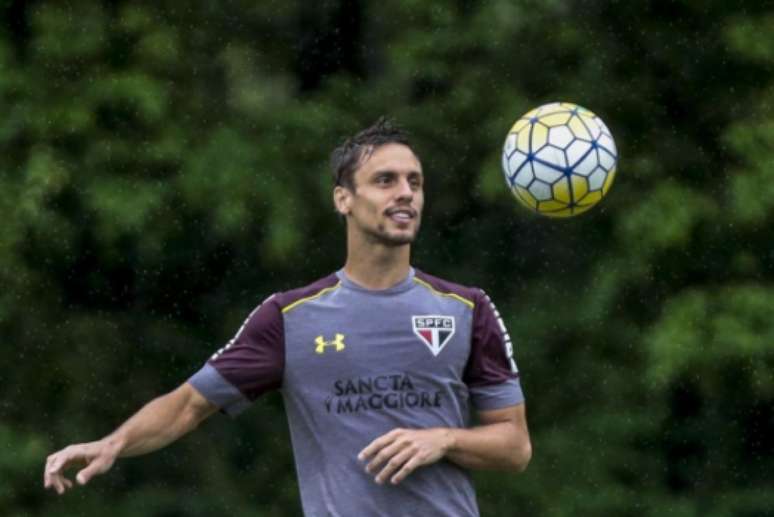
top-left (358, 428), bottom-right (454, 485)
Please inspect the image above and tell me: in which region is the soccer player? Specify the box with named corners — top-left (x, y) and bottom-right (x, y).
top-left (44, 119), bottom-right (532, 516)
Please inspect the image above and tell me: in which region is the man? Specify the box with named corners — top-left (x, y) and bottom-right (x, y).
top-left (44, 119), bottom-right (532, 516)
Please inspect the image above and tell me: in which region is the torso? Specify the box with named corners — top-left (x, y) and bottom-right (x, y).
top-left (278, 269), bottom-right (480, 517)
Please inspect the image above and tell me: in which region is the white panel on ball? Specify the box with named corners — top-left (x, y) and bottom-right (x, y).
top-left (566, 139), bottom-right (592, 167)
top-left (503, 134), bottom-right (517, 156)
top-left (535, 146), bottom-right (567, 169)
top-left (507, 151), bottom-right (528, 177)
top-left (588, 167), bottom-right (606, 190)
top-left (514, 163), bottom-right (534, 187)
top-left (502, 153), bottom-right (511, 181)
top-left (598, 149), bottom-right (616, 172)
top-left (573, 150), bottom-right (598, 177)
top-left (598, 133), bottom-right (616, 155)
top-left (548, 126), bottom-right (574, 149)
top-left (532, 160), bottom-right (564, 184)
top-left (529, 180), bottom-right (552, 201)
top-left (588, 119), bottom-right (603, 140)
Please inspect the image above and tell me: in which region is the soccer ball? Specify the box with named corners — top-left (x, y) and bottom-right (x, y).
top-left (501, 102), bottom-right (617, 217)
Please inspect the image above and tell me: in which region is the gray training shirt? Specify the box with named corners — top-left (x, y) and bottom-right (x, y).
top-left (189, 268), bottom-right (524, 517)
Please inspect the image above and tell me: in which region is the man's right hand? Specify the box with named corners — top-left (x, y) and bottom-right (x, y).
top-left (43, 383), bottom-right (217, 495)
top-left (44, 439), bottom-right (119, 495)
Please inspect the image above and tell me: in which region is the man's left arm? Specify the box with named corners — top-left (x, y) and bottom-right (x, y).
top-left (444, 403), bottom-right (531, 470)
top-left (358, 403), bottom-right (531, 485)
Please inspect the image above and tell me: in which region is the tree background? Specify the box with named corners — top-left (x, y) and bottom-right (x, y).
top-left (2, 1), bottom-right (773, 515)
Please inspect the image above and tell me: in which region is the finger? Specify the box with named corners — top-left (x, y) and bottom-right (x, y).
top-left (366, 439), bottom-right (406, 474)
top-left (46, 473), bottom-right (57, 494)
top-left (46, 473), bottom-right (66, 494)
top-left (44, 471), bottom-right (55, 491)
top-left (45, 453), bottom-right (64, 478)
top-left (47, 449), bottom-right (77, 476)
top-left (45, 456), bottom-right (70, 493)
top-left (359, 433), bottom-right (395, 461)
top-left (53, 469), bottom-right (71, 494)
top-left (44, 461), bottom-right (52, 489)
top-left (44, 456), bottom-right (62, 494)
top-left (50, 446), bottom-right (93, 480)
top-left (390, 456), bottom-right (422, 485)
top-left (359, 429), bottom-right (402, 461)
top-left (50, 474), bottom-right (64, 495)
top-left (76, 457), bottom-right (111, 485)
top-left (375, 447), bottom-right (415, 485)
top-left (44, 455), bottom-right (53, 487)
top-left (46, 453), bottom-right (62, 476)
top-left (46, 448), bottom-right (85, 495)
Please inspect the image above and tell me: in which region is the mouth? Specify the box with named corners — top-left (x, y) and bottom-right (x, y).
top-left (385, 207), bottom-right (417, 224)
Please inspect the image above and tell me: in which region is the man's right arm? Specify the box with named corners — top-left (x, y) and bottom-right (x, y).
top-left (44, 382), bottom-right (217, 495)
top-left (45, 295), bottom-right (285, 495)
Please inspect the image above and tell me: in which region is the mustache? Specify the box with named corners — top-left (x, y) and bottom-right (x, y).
top-left (384, 207), bottom-right (418, 217)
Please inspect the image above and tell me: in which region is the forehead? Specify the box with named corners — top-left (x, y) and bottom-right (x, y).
top-left (356, 143), bottom-right (422, 177)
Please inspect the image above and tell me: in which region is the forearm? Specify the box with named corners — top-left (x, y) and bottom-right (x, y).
top-left (359, 405), bottom-right (531, 485)
top-left (445, 422), bottom-right (531, 471)
top-left (104, 384), bottom-right (213, 458)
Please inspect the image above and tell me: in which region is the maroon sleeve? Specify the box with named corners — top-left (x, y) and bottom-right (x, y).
top-left (464, 289), bottom-right (519, 388)
top-left (208, 294), bottom-right (285, 401)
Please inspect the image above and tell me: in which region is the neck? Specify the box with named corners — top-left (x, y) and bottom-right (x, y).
top-left (343, 236), bottom-right (412, 290)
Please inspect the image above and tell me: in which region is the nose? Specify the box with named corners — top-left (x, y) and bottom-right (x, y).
top-left (395, 177), bottom-right (414, 201)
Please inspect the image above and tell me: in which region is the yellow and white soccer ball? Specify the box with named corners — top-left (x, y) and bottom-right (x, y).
top-left (501, 102), bottom-right (617, 217)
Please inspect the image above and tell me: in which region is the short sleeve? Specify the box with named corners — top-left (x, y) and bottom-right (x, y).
top-left (188, 295), bottom-right (284, 416)
top-left (463, 290), bottom-right (525, 410)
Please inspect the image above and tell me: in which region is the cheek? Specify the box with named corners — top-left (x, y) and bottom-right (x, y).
top-left (363, 196), bottom-right (384, 216)
top-left (352, 197), bottom-right (381, 220)
top-left (415, 192), bottom-right (425, 212)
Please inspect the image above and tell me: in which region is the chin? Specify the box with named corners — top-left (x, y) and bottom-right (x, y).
top-left (360, 220), bottom-right (421, 247)
top-left (371, 230), bottom-right (417, 247)
top-left (387, 235), bottom-right (416, 246)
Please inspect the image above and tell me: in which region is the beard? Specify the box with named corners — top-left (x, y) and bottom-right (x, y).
top-left (362, 220), bottom-right (421, 247)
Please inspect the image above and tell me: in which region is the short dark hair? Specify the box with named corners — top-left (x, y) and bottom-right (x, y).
top-left (330, 117), bottom-right (413, 191)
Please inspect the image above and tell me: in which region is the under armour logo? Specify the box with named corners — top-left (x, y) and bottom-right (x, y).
top-left (315, 333), bottom-right (346, 354)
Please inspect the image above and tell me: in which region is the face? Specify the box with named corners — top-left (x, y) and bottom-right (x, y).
top-left (335, 143), bottom-right (424, 247)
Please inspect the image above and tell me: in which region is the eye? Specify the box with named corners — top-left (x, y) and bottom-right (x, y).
top-left (375, 174), bottom-right (394, 185)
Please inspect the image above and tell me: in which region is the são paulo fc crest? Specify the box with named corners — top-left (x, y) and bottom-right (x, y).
top-left (412, 315), bottom-right (455, 356)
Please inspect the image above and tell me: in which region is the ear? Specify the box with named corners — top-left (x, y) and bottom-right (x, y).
top-left (333, 185), bottom-right (353, 216)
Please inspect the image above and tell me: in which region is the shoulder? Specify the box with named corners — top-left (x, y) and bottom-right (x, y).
top-left (275, 273), bottom-right (341, 314)
top-left (216, 273), bottom-right (341, 353)
top-left (412, 269), bottom-right (485, 310)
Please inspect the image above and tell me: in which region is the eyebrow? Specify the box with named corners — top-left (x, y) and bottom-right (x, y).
top-left (372, 169), bottom-right (423, 176)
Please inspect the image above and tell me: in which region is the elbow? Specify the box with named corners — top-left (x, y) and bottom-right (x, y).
top-left (181, 402), bottom-right (211, 433)
top-left (181, 407), bottom-right (202, 433)
top-left (179, 394), bottom-right (214, 435)
top-left (179, 383), bottom-right (218, 433)
top-left (509, 439), bottom-right (532, 473)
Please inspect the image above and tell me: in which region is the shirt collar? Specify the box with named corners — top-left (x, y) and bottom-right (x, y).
top-left (336, 267), bottom-right (416, 295)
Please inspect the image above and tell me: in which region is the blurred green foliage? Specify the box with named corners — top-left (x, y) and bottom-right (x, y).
top-left (1, 1), bottom-right (773, 515)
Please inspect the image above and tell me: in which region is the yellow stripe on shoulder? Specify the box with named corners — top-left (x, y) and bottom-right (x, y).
top-left (282, 281), bottom-right (342, 314)
top-left (412, 277), bottom-right (475, 309)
